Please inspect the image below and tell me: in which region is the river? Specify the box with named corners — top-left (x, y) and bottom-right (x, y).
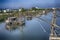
top-left (0, 11), bottom-right (60, 40)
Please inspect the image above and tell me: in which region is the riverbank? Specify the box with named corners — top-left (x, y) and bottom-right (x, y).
top-left (0, 9), bottom-right (51, 22)
top-left (0, 15), bottom-right (7, 22)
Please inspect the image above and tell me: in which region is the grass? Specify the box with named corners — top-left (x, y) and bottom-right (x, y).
top-left (0, 15), bottom-right (8, 22)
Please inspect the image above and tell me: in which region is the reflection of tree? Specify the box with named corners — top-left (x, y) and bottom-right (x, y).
top-left (20, 26), bottom-right (24, 40)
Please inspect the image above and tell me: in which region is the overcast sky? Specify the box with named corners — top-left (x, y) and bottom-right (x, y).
top-left (0, 0), bottom-right (60, 9)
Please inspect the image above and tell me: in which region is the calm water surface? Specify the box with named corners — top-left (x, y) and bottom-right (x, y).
top-left (0, 11), bottom-right (60, 40)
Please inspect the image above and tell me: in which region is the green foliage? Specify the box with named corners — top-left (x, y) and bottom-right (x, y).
top-left (31, 7), bottom-right (46, 11)
top-left (21, 8), bottom-right (26, 12)
top-left (0, 15), bottom-right (8, 22)
top-left (32, 7), bottom-right (37, 11)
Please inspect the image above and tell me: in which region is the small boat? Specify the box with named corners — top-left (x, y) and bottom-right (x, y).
top-left (26, 16), bottom-right (32, 20)
top-left (43, 10), bottom-right (47, 15)
top-left (43, 10), bottom-right (46, 14)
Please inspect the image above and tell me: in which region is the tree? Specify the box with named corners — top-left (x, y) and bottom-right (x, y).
top-left (32, 7), bottom-right (37, 11)
top-left (21, 8), bottom-right (26, 12)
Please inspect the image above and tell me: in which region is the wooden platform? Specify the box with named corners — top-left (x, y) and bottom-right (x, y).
top-left (49, 37), bottom-right (60, 40)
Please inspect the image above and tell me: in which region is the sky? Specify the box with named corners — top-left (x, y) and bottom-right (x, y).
top-left (0, 0), bottom-right (60, 9)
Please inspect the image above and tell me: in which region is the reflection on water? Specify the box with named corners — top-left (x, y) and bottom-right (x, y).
top-left (0, 11), bottom-right (60, 40)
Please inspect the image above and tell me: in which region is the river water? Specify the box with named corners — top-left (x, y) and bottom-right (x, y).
top-left (0, 11), bottom-right (60, 40)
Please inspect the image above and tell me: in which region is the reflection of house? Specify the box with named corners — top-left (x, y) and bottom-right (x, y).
top-left (6, 17), bottom-right (17, 24)
top-left (5, 17), bottom-right (25, 31)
